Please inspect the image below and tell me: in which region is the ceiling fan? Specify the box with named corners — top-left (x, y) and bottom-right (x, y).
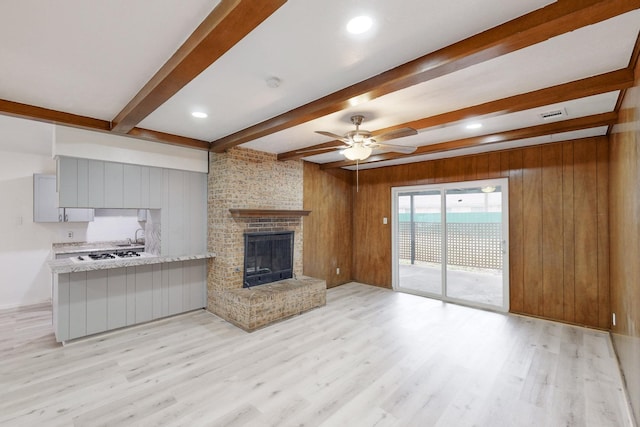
top-left (313, 115), bottom-right (418, 161)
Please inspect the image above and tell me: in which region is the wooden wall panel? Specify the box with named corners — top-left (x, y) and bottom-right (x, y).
top-left (596, 139), bottom-right (610, 330)
top-left (562, 143), bottom-right (576, 323)
top-left (522, 147), bottom-right (543, 316)
top-left (541, 144), bottom-right (564, 320)
top-left (349, 137), bottom-right (609, 329)
top-left (508, 150), bottom-right (524, 314)
top-left (302, 163), bottom-right (353, 288)
top-left (573, 139), bottom-right (599, 327)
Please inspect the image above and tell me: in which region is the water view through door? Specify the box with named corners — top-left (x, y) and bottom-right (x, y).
top-left (392, 179), bottom-right (509, 311)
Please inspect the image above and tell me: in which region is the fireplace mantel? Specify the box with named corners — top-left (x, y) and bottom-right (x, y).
top-left (229, 209), bottom-right (311, 218)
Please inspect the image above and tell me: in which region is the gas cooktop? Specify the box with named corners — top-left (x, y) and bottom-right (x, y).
top-left (71, 251), bottom-right (153, 263)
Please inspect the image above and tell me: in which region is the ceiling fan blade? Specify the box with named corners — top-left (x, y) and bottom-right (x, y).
top-left (372, 142), bottom-right (417, 154)
top-left (371, 127), bottom-right (418, 143)
top-left (315, 131), bottom-right (350, 143)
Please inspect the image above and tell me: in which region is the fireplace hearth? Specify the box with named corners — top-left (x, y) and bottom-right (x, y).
top-left (243, 231), bottom-right (294, 288)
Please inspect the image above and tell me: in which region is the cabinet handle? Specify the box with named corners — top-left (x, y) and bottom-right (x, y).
top-left (59, 214), bottom-right (62, 222)
top-left (64, 214), bottom-right (68, 222)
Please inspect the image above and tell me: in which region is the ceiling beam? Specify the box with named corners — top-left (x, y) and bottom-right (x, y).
top-left (210, 0), bottom-right (640, 153)
top-left (0, 98), bottom-right (211, 149)
top-left (277, 68), bottom-right (634, 161)
top-left (110, 0), bottom-right (287, 134)
top-left (0, 99), bottom-right (111, 130)
top-left (126, 128), bottom-right (210, 150)
top-left (320, 112), bottom-right (618, 169)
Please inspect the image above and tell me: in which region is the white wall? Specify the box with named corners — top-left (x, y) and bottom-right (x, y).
top-left (0, 150), bottom-right (58, 309)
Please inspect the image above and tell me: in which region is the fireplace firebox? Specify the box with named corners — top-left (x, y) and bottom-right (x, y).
top-left (243, 231), bottom-right (294, 288)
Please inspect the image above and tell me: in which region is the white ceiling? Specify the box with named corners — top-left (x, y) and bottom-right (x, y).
top-left (0, 0), bottom-right (638, 169)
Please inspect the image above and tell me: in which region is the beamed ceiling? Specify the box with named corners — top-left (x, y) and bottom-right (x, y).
top-left (1, 0), bottom-right (639, 169)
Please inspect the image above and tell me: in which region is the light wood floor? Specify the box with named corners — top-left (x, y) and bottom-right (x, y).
top-left (0, 283), bottom-right (633, 426)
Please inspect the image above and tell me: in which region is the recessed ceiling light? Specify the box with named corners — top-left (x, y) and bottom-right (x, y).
top-left (191, 111), bottom-right (208, 119)
top-left (466, 123), bottom-right (482, 130)
top-left (347, 16), bottom-right (373, 34)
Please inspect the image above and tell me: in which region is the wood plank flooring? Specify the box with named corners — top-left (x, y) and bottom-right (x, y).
top-left (0, 283), bottom-right (633, 426)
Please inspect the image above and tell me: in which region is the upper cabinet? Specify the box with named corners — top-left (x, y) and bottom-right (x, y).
top-left (57, 157), bottom-right (163, 209)
top-left (33, 174), bottom-right (94, 223)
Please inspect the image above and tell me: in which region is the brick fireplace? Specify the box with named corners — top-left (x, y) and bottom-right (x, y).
top-left (206, 147), bottom-right (309, 316)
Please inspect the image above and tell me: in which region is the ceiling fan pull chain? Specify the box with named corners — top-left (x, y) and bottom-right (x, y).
top-left (356, 159), bottom-right (360, 192)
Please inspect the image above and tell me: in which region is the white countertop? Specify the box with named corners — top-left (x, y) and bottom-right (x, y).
top-left (48, 252), bottom-right (216, 274)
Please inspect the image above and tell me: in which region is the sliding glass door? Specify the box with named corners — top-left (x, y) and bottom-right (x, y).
top-left (392, 179), bottom-right (509, 311)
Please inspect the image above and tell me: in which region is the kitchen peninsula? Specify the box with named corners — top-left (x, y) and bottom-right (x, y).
top-left (49, 152), bottom-right (211, 343)
top-left (49, 241), bottom-right (215, 343)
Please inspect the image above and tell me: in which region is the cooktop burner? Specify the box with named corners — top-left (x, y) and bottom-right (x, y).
top-left (88, 253), bottom-right (116, 260)
top-left (113, 250), bottom-right (141, 258)
top-left (72, 251), bottom-right (151, 262)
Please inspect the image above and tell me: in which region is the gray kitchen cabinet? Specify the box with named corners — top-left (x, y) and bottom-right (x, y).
top-left (57, 156), bottom-right (78, 207)
top-left (161, 170), bottom-right (207, 256)
top-left (58, 157), bottom-right (91, 208)
top-left (33, 174), bottom-right (94, 222)
top-left (107, 268), bottom-right (127, 330)
top-left (125, 267), bottom-right (137, 326)
top-left (69, 272), bottom-right (87, 340)
top-left (104, 162), bottom-right (124, 208)
top-left (53, 259), bottom-right (207, 342)
top-left (77, 159), bottom-right (89, 207)
top-left (88, 159), bottom-right (105, 208)
top-left (149, 167), bottom-right (163, 208)
top-left (123, 164), bottom-right (142, 207)
top-left (86, 269), bottom-right (108, 335)
top-left (134, 264), bottom-right (153, 324)
top-left (58, 156), bottom-right (163, 209)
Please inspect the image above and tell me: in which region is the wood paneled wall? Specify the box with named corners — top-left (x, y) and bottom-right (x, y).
top-left (302, 163), bottom-right (353, 288)
top-left (609, 60), bottom-right (640, 422)
top-left (351, 138), bottom-right (610, 329)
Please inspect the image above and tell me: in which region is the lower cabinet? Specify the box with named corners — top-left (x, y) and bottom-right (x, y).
top-left (53, 259), bottom-right (207, 342)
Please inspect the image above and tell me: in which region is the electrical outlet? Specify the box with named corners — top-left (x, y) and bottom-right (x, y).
top-left (336, 267), bottom-right (340, 275)
top-left (612, 312), bottom-right (616, 326)
top-left (67, 231), bottom-right (73, 239)
top-left (383, 217), bottom-right (388, 225)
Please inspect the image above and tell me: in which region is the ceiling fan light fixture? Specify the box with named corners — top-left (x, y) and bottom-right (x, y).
top-left (343, 142), bottom-right (372, 161)
top-left (347, 16), bottom-right (373, 34)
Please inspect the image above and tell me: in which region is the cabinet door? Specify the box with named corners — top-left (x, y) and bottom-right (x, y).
top-left (58, 157), bottom-right (78, 207)
top-left (104, 162), bottom-right (124, 208)
top-left (69, 272), bottom-right (87, 340)
top-left (166, 262), bottom-right (184, 316)
top-left (33, 174), bottom-right (62, 222)
top-left (135, 265), bottom-right (153, 323)
top-left (107, 268), bottom-right (127, 330)
top-left (64, 208), bottom-right (95, 222)
top-left (149, 167), bottom-right (163, 208)
top-left (86, 270), bottom-right (108, 335)
top-left (54, 273), bottom-right (71, 342)
top-left (77, 158), bottom-right (89, 208)
top-left (126, 267), bottom-right (137, 326)
top-left (88, 160), bottom-right (105, 208)
top-left (140, 166), bottom-right (150, 208)
top-left (123, 164), bottom-right (142, 208)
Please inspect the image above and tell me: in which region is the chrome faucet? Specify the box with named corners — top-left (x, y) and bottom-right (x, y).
top-left (134, 228), bottom-right (144, 244)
